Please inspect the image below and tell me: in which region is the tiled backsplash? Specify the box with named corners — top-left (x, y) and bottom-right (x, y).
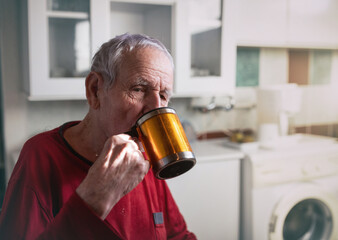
top-left (170, 97), bottom-right (257, 136)
top-left (181, 47), bottom-right (338, 137)
top-left (237, 47), bottom-right (333, 87)
top-left (236, 47), bottom-right (259, 87)
top-left (309, 50), bottom-right (332, 85)
top-left (295, 123), bottom-right (338, 138)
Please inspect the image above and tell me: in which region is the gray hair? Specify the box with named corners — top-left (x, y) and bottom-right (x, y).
top-left (91, 33), bottom-right (174, 87)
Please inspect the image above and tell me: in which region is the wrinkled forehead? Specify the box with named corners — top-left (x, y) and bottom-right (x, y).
top-left (117, 47), bottom-right (174, 90)
top-left (122, 46), bottom-right (174, 70)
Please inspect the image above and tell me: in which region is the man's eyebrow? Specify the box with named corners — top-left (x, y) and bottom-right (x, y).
top-left (135, 77), bottom-right (173, 98)
top-left (135, 77), bottom-right (149, 86)
top-left (163, 89), bottom-right (173, 99)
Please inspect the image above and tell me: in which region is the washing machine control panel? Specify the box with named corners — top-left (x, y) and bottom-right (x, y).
top-left (249, 143), bottom-right (338, 188)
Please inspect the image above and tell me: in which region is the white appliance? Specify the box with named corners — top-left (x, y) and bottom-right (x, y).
top-left (167, 139), bottom-right (244, 240)
top-left (241, 134), bottom-right (338, 240)
top-left (257, 84), bottom-right (302, 137)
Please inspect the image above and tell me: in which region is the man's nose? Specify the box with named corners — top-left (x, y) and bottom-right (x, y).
top-left (143, 93), bottom-right (162, 113)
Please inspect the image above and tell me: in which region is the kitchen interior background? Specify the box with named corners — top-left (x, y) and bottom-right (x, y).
top-left (0, 0), bottom-right (338, 206)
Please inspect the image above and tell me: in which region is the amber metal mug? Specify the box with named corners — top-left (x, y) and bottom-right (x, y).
top-left (126, 107), bottom-right (196, 180)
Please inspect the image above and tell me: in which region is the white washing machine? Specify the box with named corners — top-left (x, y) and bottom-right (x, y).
top-left (240, 134), bottom-right (338, 240)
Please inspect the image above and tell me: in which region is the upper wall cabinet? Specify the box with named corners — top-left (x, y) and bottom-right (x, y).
top-left (22, 0), bottom-right (236, 100)
top-left (234, 0), bottom-right (338, 49)
top-left (22, 0), bottom-right (91, 100)
top-left (23, 0), bottom-right (175, 100)
top-left (91, 0), bottom-right (174, 63)
top-left (234, 0), bottom-right (288, 47)
top-left (92, 0), bottom-right (237, 97)
top-left (287, 0), bottom-right (338, 48)
top-left (174, 0), bottom-right (236, 97)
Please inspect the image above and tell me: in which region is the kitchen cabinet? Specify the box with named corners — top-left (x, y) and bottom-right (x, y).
top-left (21, 0), bottom-right (91, 100)
top-left (22, 0), bottom-right (237, 100)
top-left (234, 0), bottom-right (338, 49)
top-left (287, 0), bottom-right (338, 48)
top-left (174, 0), bottom-right (237, 97)
top-left (167, 139), bottom-right (244, 239)
top-left (92, 0), bottom-right (237, 97)
top-left (91, 0), bottom-right (174, 69)
top-left (234, 0), bottom-right (288, 47)
top-left (23, 0), bottom-right (175, 100)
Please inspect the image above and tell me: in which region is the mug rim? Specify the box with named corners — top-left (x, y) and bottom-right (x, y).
top-left (136, 107), bottom-right (176, 126)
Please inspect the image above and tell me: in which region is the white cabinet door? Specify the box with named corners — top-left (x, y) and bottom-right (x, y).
top-left (24, 0), bottom-right (90, 100)
top-left (234, 0), bottom-right (288, 47)
top-left (234, 0), bottom-right (338, 49)
top-left (91, 0), bottom-right (175, 63)
top-left (24, 0), bottom-right (236, 99)
top-left (166, 159), bottom-right (240, 240)
top-left (90, 0), bottom-right (110, 57)
top-left (287, 0), bottom-right (338, 48)
top-left (174, 0), bottom-right (236, 97)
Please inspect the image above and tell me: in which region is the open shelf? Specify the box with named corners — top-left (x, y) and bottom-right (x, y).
top-left (47, 11), bottom-right (89, 19)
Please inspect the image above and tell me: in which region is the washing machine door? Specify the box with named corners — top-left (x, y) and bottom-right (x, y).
top-left (269, 184), bottom-right (338, 240)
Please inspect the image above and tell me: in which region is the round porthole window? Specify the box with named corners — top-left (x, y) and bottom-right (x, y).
top-left (282, 199), bottom-right (333, 240)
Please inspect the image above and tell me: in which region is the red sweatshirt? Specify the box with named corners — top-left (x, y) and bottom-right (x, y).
top-left (0, 122), bottom-right (196, 240)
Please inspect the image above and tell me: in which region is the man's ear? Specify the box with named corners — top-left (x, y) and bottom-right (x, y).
top-left (85, 71), bottom-right (104, 109)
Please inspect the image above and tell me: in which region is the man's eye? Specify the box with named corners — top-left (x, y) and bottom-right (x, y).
top-left (160, 94), bottom-right (168, 101)
top-left (129, 86), bottom-right (146, 100)
top-left (133, 87), bottom-right (143, 92)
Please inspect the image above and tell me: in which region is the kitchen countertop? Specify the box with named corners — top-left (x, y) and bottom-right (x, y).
top-left (190, 138), bottom-right (245, 163)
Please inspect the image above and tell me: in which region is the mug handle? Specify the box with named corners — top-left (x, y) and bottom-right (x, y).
top-left (125, 126), bottom-right (148, 160)
top-left (125, 125), bottom-right (138, 138)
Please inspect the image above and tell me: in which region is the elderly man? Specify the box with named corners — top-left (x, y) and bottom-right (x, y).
top-left (0, 33), bottom-right (196, 239)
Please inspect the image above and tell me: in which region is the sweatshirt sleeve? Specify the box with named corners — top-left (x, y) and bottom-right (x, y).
top-left (38, 192), bottom-right (120, 240)
top-left (0, 181), bottom-right (120, 240)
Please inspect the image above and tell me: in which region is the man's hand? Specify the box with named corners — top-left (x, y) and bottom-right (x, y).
top-left (76, 134), bottom-right (150, 220)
